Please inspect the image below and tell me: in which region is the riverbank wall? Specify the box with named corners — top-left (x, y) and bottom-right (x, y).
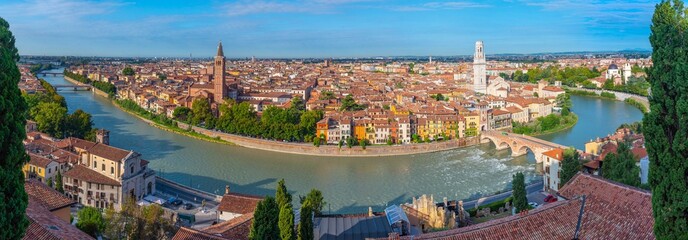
top-left (178, 121), bottom-right (482, 157)
top-left (63, 75), bottom-right (110, 98)
top-left (567, 87), bottom-right (650, 111)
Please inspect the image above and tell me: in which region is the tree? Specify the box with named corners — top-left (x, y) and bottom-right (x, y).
top-left (276, 179), bottom-right (292, 208)
top-left (560, 148), bottom-right (582, 185)
top-left (511, 172), bottom-right (528, 213)
top-left (297, 202), bottom-right (314, 240)
top-left (103, 197), bottom-right (177, 240)
top-left (66, 109), bottom-right (93, 139)
top-left (360, 138), bottom-right (367, 149)
top-left (340, 95), bottom-right (366, 111)
top-left (249, 196), bottom-right (280, 240)
top-left (191, 98), bottom-right (215, 128)
top-left (47, 177), bottom-right (53, 188)
top-left (602, 142), bottom-right (640, 187)
top-left (55, 171), bottom-right (64, 193)
top-left (172, 106), bottom-right (192, 121)
top-left (290, 97), bottom-right (305, 111)
top-left (346, 137), bottom-right (355, 148)
top-left (279, 203), bottom-right (295, 240)
top-left (0, 17), bottom-right (29, 240)
top-left (76, 206), bottom-right (105, 237)
top-left (122, 67), bottom-right (135, 76)
top-left (31, 102), bottom-right (67, 138)
top-left (300, 189), bottom-right (325, 216)
top-left (645, 1), bottom-right (688, 238)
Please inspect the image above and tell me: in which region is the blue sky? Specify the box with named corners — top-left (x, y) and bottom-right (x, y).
top-left (0, 0), bottom-right (657, 58)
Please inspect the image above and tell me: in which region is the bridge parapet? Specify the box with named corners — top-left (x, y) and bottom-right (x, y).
top-left (480, 131), bottom-right (566, 163)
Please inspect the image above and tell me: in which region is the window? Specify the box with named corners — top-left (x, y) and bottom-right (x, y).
top-left (102, 164), bottom-right (105, 171)
top-left (131, 165), bottom-right (134, 174)
top-left (93, 161), bottom-right (97, 169)
top-left (111, 167), bottom-right (114, 175)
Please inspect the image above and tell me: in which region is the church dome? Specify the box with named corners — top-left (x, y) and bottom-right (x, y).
top-left (608, 64), bottom-right (618, 70)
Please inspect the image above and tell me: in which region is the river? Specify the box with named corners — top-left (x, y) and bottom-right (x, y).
top-left (42, 69), bottom-right (644, 213)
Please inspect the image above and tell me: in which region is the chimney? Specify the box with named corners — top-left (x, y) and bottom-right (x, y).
top-left (225, 185), bottom-right (230, 195)
top-left (96, 129), bottom-right (110, 145)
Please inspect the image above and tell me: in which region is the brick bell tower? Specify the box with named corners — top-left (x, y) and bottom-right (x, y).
top-left (213, 41), bottom-right (226, 103)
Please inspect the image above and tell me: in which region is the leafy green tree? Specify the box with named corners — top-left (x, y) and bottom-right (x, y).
top-left (561, 148), bottom-right (582, 185)
top-left (297, 202), bottom-right (314, 240)
top-left (191, 98), bottom-right (215, 128)
top-left (300, 189), bottom-right (325, 216)
top-left (291, 97), bottom-right (305, 111)
top-left (555, 93), bottom-right (572, 116)
top-left (47, 177), bottom-right (53, 188)
top-left (76, 206), bottom-right (105, 237)
top-left (346, 137), bottom-right (355, 148)
top-left (279, 203), bottom-right (295, 240)
top-left (172, 106), bottom-right (192, 121)
top-left (66, 109), bottom-right (93, 139)
top-left (360, 138), bottom-right (367, 149)
top-left (249, 196), bottom-right (280, 240)
top-left (602, 142), bottom-right (641, 187)
top-left (122, 67), bottom-right (135, 76)
top-left (645, 1), bottom-right (688, 237)
top-left (319, 91), bottom-right (335, 100)
top-left (31, 101), bottom-right (67, 138)
top-left (0, 18), bottom-right (30, 240)
top-left (276, 179), bottom-right (292, 208)
top-left (511, 172), bottom-right (528, 212)
top-left (55, 171), bottom-right (64, 193)
top-left (340, 95), bottom-right (366, 111)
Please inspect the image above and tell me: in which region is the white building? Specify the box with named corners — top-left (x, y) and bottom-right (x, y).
top-left (542, 148), bottom-right (564, 192)
top-left (473, 41), bottom-right (487, 94)
top-left (623, 63), bottom-right (632, 84)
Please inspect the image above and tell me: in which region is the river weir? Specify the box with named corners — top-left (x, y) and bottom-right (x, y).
top-left (42, 68), bottom-right (644, 213)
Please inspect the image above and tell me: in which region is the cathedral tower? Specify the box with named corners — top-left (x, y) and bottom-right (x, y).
top-left (473, 41), bottom-right (487, 94)
top-left (213, 41), bottom-right (226, 103)
top-left (623, 63), bottom-right (632, 84)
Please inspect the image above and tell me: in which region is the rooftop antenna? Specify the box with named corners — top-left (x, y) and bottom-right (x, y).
top-left (573, 195), bottom-right (587, 240)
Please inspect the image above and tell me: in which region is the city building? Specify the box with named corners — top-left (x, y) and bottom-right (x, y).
top-left (542, 148), bottom-right (564, 192)
top-left (473, 41), bottom-right (487, 94)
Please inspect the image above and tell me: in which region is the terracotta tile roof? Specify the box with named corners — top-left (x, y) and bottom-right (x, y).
top-left (68, 137), bottom-right (96, 151)
top-left (63, 165), bottom-right (121, 186)
top-left (25, 179), bottom-right (75, 211)
top-left (402, 173), bottom-right (654, 240)
top-left (172, 227), bottom-right (227, 240)
top-left (542, 148), bottom-right (564, 161)
top-left (24, 199), bottom-right (94, 240)
top-left (557, 173), bottom-right (654, 239)
top-left (408, 199), bottom-right (582, 239)
top-left (88, 143), bottom-right (133, 162)
top-left (216, 193), bottom-right (262, 214)
top-left (204, 212), bottom-right (254, 240)
top-left (28, 153), bottom-right (54, 168)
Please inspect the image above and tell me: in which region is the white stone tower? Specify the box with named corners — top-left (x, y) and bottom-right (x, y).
top-left (473, 41), bottom-right (487, 94)
top-left (623, 63), bottom-right (632, 84)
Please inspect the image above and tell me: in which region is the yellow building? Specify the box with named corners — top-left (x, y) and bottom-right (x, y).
top-left (23, 153), bottom-right (59, 184)
top-left (465, 113), bottom-right (480, 137)
top-left (585, 140), bottom-right (604, 155)
top-left (353, 122), bottom-right (367, 141)
top-left (390, 105), bottom-right (410, 115)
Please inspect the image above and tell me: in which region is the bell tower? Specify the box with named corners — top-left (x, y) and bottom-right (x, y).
top-left (213, 41), bottom-right (226, 103)
top-left (473, 41), bottom-right (487, 94)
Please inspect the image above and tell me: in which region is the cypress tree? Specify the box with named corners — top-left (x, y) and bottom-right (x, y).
top-left (279, 203), bottom-right (295, 240)
top-left (297, 202), bottom-right (314, 240)
top-left (645, 1), bottom-right (688, 238)
top-left (511, 172), bottom-right (528, 212)
top-left (55, 171), bottom-right (64, 193)
top-left (249, 196), bottom-right (280, 240)
top-left (560, 148), bottom-right (582, 185)
top-left (276, 179), bottom-right (292, 209)
top-left (0, 17), bottom-right (29, 240)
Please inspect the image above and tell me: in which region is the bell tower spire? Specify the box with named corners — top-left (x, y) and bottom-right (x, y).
top-left (213, 41), bottom-right (226, 103)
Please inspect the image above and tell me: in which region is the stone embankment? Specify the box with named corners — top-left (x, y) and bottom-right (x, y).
top-left (568, 87), bottom-right (650, 110)
top-left (176, 120), bottom-right (481, 157)
top-left (63, 76), bottom-right (110, 98)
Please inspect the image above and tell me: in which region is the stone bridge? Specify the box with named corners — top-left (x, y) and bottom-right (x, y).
top-left (480, 131), bottom-right (568, 163)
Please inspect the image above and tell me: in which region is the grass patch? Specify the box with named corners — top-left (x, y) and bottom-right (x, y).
top-left (624, 98), bottom-right (648, 114)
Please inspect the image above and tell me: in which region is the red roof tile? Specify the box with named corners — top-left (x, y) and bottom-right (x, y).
top-left (216, 193), bottom-right (262, 215)
top-left (63, 165), bottom-right (121, 186)
top-left (24, 199), bottom-right (94, 240)
top-left (25, 179), bottom-right (75, 211)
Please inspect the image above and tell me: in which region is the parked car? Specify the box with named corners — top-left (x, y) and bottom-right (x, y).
top-left (172, 199), bottom-right (183, 206)
top-left (528, 202), bottom-right (539, 209)
top-left (543, 194), bottom-right (558, 203)
top-left (183, 203), bottom-right (193, 210)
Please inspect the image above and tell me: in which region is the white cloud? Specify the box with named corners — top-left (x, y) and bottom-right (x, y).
top-left (0, 0), bottom-right (130, 21)
top-left (393, 1), bottom-right (490, 11)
